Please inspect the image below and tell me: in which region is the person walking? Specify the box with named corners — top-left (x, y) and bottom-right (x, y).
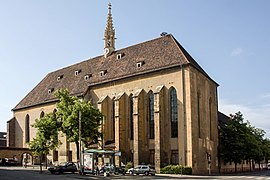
top-left (23, 158), bottom-right (28, 168)
top-left (95, 162), bottom-right (99, 176)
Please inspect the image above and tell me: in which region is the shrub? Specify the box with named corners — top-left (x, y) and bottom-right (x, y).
top-left (160, 165), bottom-right (192, 175)
top-left (125, 161), bottom-right (133, 172)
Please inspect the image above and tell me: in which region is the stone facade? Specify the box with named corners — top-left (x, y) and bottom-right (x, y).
top-left (8, 3), bottom-right (219, 174)
top-left (10, 64), bottom-right (218, 174)
top-left (0, 132), bottom-right (7, 147)
top-left (0, 147), bottom-right (32, 165)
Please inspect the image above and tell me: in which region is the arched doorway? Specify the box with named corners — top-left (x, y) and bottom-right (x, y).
top-left (21, 152), bottom-right (33, 166)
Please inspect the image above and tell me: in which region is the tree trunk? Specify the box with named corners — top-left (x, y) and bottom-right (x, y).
top-left (75, 141), bottom-right (80, 161)
top-left (45, 154), bottom-right (47, 169)
top-left (249, 159), bottom-right (252, 172)
top-left (39, 154), bottom-right (43, 173)
top-left (234, 162), bottom-right (237, 173)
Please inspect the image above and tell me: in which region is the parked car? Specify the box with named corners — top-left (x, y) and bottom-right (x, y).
top-left (127, 167), bottom-right (134, 174)
top-left (48, 162), bottom-right (77, 174)
top-left (0, 158), bottom-right (6, 166)
top-left (1, 158), bottom-right (18, 166)
top-left (133, 165), bottom-right (155, 176)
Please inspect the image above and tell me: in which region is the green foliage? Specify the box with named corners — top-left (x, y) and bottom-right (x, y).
top-left (219, 112), bottom-right (247, 165)
top-left (54, 89), bottom-right (103, 159)
top-left (29, 89), bottom-right (103, 161)
top-left (219, 111), bottom-right (270, 171)
top-left (160, 165), bottom-right (192, 175)
top-left (29, 113), bottom-right (59, 156)
top-left (125, 161), bottom-right (133, 172)
top-left (262, 138), bottom-right (270, 163)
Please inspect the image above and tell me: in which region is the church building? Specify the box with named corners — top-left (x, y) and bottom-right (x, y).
top-left (7, 3), bottom-right (219, 174)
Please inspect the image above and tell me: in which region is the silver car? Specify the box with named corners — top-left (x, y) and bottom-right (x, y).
top-left (133, 165), bottom-right (155, 176)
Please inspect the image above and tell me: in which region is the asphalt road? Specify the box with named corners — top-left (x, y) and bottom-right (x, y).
top-left (1, 166), bottom-right (270, 180)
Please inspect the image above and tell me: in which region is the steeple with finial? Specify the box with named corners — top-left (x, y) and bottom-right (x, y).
top-left (104, 2), bottom-right (115, 58)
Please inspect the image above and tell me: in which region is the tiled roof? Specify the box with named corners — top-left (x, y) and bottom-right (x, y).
top-left (218, 111), bottom-right (230, 127)
top-left (13, 34), bottom-right (216, 111)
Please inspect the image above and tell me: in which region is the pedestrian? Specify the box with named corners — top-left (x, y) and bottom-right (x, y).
top-left (101, 162), bottom-right (105, 173)
top-left (95, 162), bottom-right (99, 175)
top-left (23, 158), bottom-right (28, 168)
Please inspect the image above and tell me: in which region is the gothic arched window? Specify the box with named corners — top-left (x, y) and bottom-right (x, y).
top-left (209, 98), bottom-right (212, 140)
top-left (25, 114), bottom-right (30, 143)
top-left (112, 98), bottom-right (115, 142)
top-left (170, 87), bottom-right (178, 138)
top-left (129, 94), bottom-right (134, 140)
top-left (53, 109), bottom-right (57, 119)
top-left (40, 111), bottom-right (45, 118)
top-left (197, 92), bottom-right (201, 138)
top-left (148, 91), bottom-right (155, 139)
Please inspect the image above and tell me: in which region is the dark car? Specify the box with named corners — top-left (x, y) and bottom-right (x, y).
top-left (133, 165), bottom-right (155, 176)
top-left (0, 158), bottom-right (6, 166)
top-left (48, 162), bottom-right (77, 174)
top-left (0, 158), bottom-right (18, 166)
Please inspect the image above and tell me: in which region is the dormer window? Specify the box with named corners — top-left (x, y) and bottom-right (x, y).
top-left (48, 88), bottom-right (54, 94)
top-left (117, 53), bottom-right (124, 60)
top-left (84, 74), bottom-right (92, 81)
top-left (57, 75), bottom-right (63, 81)
top-left (137, 61), bottom-right (144, 68)
top-left (100, 70), bottom-right (107, 77)
top-left (75, 70), bottom-right (81, 76)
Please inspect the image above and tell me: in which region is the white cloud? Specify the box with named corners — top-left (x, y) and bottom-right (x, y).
top-left (231, 48), bottom-right (243, 56)
top-left (262, 93), bottom-right (270, 99)
top-left (219, 99), bottom-right (270, 138)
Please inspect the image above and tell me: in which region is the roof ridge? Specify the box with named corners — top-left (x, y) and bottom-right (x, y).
top-left (13, 34), bottom-right (218, 111)
top-left (169, 34), bottom-right (190, 64)
top-left (45, 36), bottom-right (168, 75)
top-left (170, 35), bottom-right (218, 85)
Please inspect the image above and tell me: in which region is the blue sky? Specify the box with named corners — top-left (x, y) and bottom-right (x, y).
top-left (0, 1), bottom-right (269, 137)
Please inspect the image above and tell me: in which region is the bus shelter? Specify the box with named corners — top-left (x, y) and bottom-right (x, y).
top-left (80, 149), bottom-right (121, 175)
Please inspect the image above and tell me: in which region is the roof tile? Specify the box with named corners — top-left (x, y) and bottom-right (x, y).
top-left (13, 34), bottom-right (214, 110)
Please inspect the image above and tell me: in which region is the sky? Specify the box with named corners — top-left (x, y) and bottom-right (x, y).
top-left (0, 0), bottom-right (269, 137)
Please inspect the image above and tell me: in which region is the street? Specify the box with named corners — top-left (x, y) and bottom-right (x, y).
top-left (0, 166), bottom-right (270, 180)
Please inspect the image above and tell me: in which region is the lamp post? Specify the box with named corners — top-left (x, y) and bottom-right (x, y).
top-left (79, 111), bottom-right (82, 174)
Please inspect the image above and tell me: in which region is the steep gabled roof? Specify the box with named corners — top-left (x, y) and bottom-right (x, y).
top-left (13, 34), bottom-right (217, 111)
top-left (218, 111), bottom-right (230, 127)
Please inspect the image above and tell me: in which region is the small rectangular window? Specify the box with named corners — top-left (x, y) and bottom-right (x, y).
top-left (171, 150), bottom-right (179, 165)
top-left (136, 61), bottom-right (144, 68)
top-left (100, 70), bottom-right (107, 77)
top-left (117, 53), bottom-right (122, 59)
top-left (48, 88), bottom-right (54, 94)
top-left (75, 70), bottom-right (81, 76)
top-left (84, 74), bottom-right (92, 81)
top-left (57, 75), bottom-right (63, 81)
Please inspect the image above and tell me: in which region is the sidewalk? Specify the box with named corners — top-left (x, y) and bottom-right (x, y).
top-left (0, 165), bottom-right (50, 172)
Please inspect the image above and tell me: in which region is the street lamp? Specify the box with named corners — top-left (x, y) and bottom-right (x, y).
top-left (79, 111), bottom-right (82, 174)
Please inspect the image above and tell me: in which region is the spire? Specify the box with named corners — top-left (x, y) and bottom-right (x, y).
top-left (104, 2), bottom-right (115, 58)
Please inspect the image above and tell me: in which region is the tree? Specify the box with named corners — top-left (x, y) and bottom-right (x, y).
top-left (245, 123), bottom-right (265, 170)
top-left (55, 89), bottom-right (103, 160)
top-left (219, 111), bottom-right (270, 173)
top-left (262, 138), bottom-right (270, 165)
top-left (219, 112), bottom-right (249, 172)
top-left (29, 113), bottom-right (59, 173)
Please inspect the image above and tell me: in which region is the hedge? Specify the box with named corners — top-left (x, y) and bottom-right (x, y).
top-left (160, 165), bottom-right (192, 175)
